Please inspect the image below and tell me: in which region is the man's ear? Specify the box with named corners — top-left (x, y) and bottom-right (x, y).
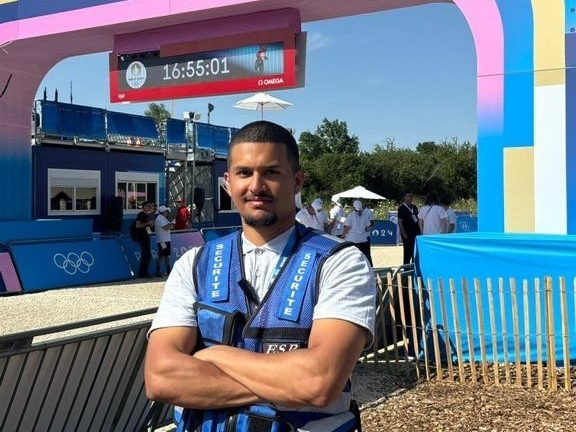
top-left (294, 170), bottom-right (305, 194)
top-left (222, 173), bottom-right (231, 196)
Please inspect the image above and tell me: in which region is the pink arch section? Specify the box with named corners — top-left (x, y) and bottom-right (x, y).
top-left (454, 0), bottom-right (504, 136)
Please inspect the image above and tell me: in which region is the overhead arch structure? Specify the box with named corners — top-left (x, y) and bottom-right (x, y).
top-left (0, 0), bottom-right (573, 234)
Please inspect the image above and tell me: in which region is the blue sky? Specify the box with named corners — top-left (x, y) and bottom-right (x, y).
top-left (36, 3), bottom-right (477, 152)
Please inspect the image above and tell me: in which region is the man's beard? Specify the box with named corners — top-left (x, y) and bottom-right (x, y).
top-left (243, 212), bottom-right (278, 227)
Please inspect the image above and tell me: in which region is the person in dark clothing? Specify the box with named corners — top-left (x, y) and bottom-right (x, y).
top-left (397, 192), bottom-right (421, 264)
top-left (135, 201), bottom-right (155, 278)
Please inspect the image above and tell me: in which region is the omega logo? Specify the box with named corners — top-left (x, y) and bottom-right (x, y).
top-left (258, 78), bottom-right (285, 86)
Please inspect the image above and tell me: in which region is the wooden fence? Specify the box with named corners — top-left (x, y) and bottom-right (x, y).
top-left (361, 267), bottom-right (576, 393)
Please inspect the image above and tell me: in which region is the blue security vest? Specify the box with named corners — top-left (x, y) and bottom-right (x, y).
top-left (179, 223), bottom-right (357, 432)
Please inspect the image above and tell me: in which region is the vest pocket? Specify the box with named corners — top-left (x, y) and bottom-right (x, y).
top-left (195, 301), bottom-right (246, 346)
top-left (225, 405), bottom-right (283, 432)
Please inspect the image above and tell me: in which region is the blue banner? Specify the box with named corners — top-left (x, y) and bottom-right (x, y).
top-left (11, 237), bottom-right (132, 292)
top-left (370, 220), bottom-right (398, 245)
top-left (456, 215), bottom-right (478, 232)
top-left (121, 231), bottom-right (205, 276)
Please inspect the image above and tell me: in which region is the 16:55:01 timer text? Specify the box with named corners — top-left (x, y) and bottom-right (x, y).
top-left (162, 58), bottom-right (231, 80)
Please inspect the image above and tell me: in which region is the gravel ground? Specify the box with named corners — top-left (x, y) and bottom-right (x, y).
top-left (4, 245), bottom-right (575, 431)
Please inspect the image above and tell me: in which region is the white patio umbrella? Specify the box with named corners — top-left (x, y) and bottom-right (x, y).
top-left (233, 92), bottom-right (293, 119)
top-left (332, 186), bottom-right (386, 200)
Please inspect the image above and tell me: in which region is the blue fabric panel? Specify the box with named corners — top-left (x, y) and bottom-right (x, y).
top-left (196, 124), bottom-right (231, 156)
top-left (106, 111), bottom-right (157, 138)
top-left (40, 101), bottom-right (60, 135)
top-left (106, 111), bottom-right (133, 136)
top-left (415, 233), bottom-right (576, 363)
top-left (211, 126), bottom-right (231, 154)
top-left (131, 115), bottom-right (159, 139)
top-left (166, 118), bottom-right (186, 144)
top-left (40, 101), bottom-right (106, 141)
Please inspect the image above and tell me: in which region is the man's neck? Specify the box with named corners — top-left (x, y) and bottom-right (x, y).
top-left (242, 222), bottom-right (295, 246)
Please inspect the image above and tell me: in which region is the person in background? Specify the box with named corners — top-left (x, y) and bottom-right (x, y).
top-left (442, 198), bottom-right (457, 233)
top-left (397, 192), bottom-right (421, 264)
top-left (328, 196), bottom-right (346, 238)
top-left (174, 198), bottom-right (190, 230)
top-left (364, 201), bottom-right (376, 248)
top-left (145, 120), bottom-right (376, 432)
top-left (295, 197), bottom-right (327, 231)
top-left (135, 201), bottom-right (155, 278)
top-left (418, 191), bottom-right (448, 235)
top-left (154, 205), bottom-right (174, 277)
top-left (148, 202), bottom-right (158, 232)
top-left (342, 199), bottom-right (373, 266)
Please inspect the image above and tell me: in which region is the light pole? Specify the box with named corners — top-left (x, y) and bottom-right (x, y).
top-left (183, 111), bottom-right (200, 227)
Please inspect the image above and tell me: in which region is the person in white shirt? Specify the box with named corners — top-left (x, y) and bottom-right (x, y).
top-left (295, 197), bottom-right (327, 231)
top-left (442, 198), bottom-right (457, 233)
top-left (342, 200), bottom-right (373, 266)
top-left (418, 191), bottom-right (448, 235)
top-left (154, 205), bottom-right (174, 276)
top-left (328, 196), bottom-right (346, 238)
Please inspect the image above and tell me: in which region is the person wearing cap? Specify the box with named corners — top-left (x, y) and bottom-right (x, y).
top-left (342, 199), bottom-right (373, 266)
top-left (154, 205), bottom-right (175, 277)
top-left (174, 198), bottom-right (190, 230)
top-left (295, 197), bottom-right (328, 231)
top-left (328, 196), bottom-right (346, 238)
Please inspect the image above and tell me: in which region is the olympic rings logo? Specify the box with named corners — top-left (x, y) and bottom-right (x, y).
top-left (53, 251), bottom-right (95, 275)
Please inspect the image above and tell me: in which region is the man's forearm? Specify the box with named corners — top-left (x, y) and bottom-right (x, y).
top-left (195, 346), bottom-right (332, 407)
top-left (194, 323), bottom-right (365, 409)
top-left (146, 350), bottom-right (262, 409)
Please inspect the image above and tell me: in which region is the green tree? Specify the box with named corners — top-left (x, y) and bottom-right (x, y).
top-left (144, 102), bottom-right (171, 123)
top-left (299, 118), bottom-right (360, 159)
top-left (298, 119), bottom-right (362, 204)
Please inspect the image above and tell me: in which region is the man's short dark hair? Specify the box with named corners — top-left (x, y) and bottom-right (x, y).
top-left (229, 121), bottom-right (300, 172)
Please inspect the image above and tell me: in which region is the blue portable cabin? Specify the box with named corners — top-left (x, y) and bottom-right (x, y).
top-left (32, 100), bottom-right (241, 234)
top-left (32, 100), bottom-right (166, 233)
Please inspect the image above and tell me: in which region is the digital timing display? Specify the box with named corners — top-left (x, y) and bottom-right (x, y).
top-left (110, 28), bottom-right (297, 102)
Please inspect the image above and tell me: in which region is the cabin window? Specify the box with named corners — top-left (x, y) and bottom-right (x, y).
top-left (48, 169), bottom-right (100, 215)
top-left (115, 172), bottom-right (158, 213)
